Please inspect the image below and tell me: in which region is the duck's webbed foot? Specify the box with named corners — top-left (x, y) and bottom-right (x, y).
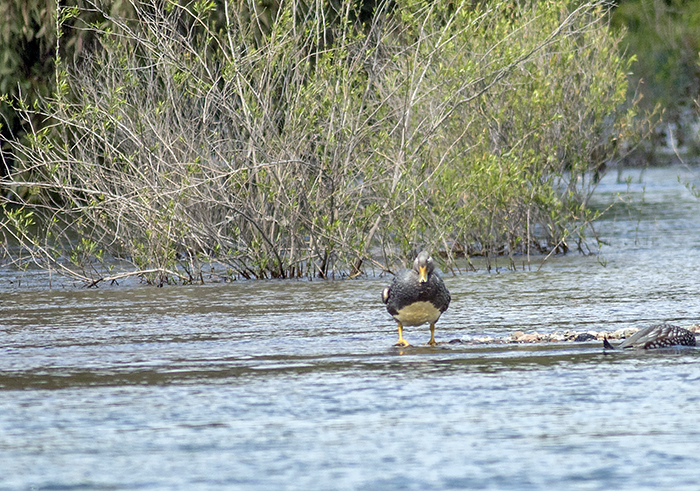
top-left (395, 323), bottom-right (410, 347)
top-left (427, 323), bottom-right (437, 346)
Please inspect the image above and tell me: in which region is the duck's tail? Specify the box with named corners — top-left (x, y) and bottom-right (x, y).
top-left (603, 336), bottom-right (615, 350)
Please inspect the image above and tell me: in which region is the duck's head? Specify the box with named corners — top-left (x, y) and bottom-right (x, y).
top-left (413, 251), bottom-right (434, 283)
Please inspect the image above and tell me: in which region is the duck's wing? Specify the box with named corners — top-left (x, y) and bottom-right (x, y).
top-left (617, 323), bottom-right (695, 349)
top-left (616, 325), bottom-right (660, 349)
top-left (381, 286), bottom-right (390, 304)
top-left (382, 269), bottom-right (420, 311)
top-left (429, 274), bottom-right (451, 312)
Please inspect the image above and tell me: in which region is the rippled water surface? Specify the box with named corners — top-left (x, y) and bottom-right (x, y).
top-left (3, 167), bottom-right (700, 490)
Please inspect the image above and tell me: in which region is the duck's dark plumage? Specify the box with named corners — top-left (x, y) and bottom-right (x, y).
top-left (606, 323), bottom-right (697, 350)
top-left (382, 251), bottom-right (450, 346)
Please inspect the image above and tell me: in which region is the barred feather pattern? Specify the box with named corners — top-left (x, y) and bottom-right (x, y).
top-left (617, 323), bottom-right (697, 349)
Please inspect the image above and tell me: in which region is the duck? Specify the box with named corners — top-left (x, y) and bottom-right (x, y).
top-left (603, 323), bottom-right (697, 349)
top-left (382, 251), bottom-right (451, 347)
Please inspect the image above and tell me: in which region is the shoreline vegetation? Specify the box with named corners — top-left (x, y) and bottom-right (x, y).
top-left (0, 0), bottom-right (651, 286)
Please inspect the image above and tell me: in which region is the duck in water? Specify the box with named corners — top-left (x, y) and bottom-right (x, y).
top-left (603, 323), bottom-right (697, 349)
top-left (382, 251), bottom-right (451, 347)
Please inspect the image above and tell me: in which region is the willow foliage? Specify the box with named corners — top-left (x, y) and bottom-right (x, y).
top-left (1, 0), bottom-right (642, 283)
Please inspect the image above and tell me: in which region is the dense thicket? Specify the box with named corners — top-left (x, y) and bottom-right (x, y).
top-left (1, 0), bottom-right (642, 284)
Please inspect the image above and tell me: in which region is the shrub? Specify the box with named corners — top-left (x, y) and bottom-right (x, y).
top-left (1, 0), bottom-right (643, 284)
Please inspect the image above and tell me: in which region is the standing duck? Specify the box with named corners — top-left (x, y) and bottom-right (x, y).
top-left (604, 323), bottom-right (697, 349)
top-left (382, 251), bottom-right (451, 347)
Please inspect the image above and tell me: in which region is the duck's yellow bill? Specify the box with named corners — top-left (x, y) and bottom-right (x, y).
top-left (419, 265), bottom-right (428, 283)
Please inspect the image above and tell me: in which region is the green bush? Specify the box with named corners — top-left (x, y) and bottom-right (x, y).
top-left (1, 0), bottom-right (642, 284)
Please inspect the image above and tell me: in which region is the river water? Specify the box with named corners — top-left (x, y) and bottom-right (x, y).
top-left (2, 167), bottom-right (700, 490)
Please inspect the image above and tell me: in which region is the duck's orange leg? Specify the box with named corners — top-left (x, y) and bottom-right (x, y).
top-left (395, 323), bottom-right (410, 347)
top-left (427, 323), bottom-right (437, 346)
